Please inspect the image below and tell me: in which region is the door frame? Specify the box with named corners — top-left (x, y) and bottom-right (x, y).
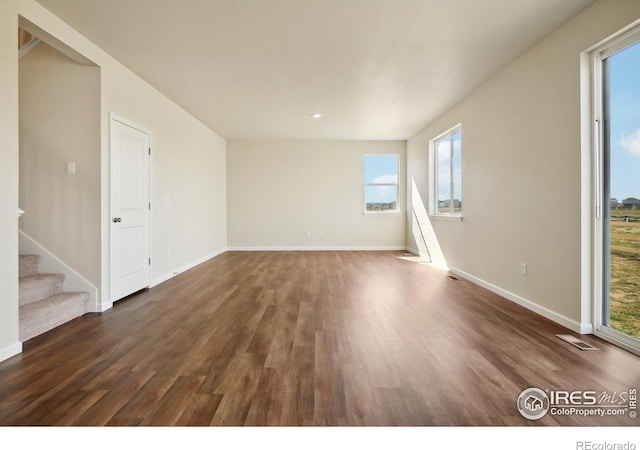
top-left (589, 24), bottom-right (640, 356)
top-left (109, 113), bottom-right (152, 303)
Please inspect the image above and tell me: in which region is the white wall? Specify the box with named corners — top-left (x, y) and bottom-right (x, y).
top-left (102, 64), bottom-right (227, 289)
top-left (98, 27), bottom-right (227, 305)
top-left (228, 140), bottom-right (406, 250)
top-left (0, 0), bottom-right (227, 360)
top-left (145, 112), bottom-right (227, 286)
top-left (406, 0), bottom-right (640, 332)
top-left (19, 41), bottom-right (101, 285)
top-left (0, 0), bottom-right (21, 362)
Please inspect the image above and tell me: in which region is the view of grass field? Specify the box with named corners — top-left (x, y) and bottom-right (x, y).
top-left (606, 37), bottom-right (640, 343)
top-left (609, 208), bottom-right (640, 338)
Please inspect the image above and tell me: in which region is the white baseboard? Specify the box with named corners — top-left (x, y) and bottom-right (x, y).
top-left (150, 248), bottom-right (227, 287)
top-left (19, 230), bottom-right (100, 312)
top-left (0, 341), bottom-right (22, 363)
top-left (98, 301), bottom-right (113, 313)
top-left (449, 267), bottom-right (589, 334)
top-left (226, 246), bottom-right (409, 252)
top-left (579, 323), bottom-right (594, 334)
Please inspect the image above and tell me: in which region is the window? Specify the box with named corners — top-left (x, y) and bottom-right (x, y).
top-left (431, 125), bottom-right (462, 216)
top-left (364, 154), bottom-right (399, 213)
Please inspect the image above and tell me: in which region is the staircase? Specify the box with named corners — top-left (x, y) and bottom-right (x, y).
top-left (19, 254), bottom-right (89, 341)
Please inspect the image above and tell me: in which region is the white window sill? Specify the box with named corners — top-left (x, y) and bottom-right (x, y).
top-left (428, 214), bottom-right (463, 222)
top-left (364, 210), bottom-right (402, 216)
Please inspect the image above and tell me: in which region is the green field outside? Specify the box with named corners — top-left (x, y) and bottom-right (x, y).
top-left (609, 208), bottom-right (640, 338)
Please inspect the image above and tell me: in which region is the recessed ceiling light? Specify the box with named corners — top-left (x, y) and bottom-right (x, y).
top-left (311, 113), bottom-right (323, 119)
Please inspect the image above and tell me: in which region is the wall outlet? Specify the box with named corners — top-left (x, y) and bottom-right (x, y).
top-left (167, 247), bottom-right (172, 256)
top-left (520, 263), bottom-right (527, 276)
top-left (305, 231), bottom-right (311, 238)
top-left (318, 231), bottom-right (324, 238)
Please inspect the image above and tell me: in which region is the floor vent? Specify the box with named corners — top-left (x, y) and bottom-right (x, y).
top-left (447, 275), bottom-right (459, 281)
top-left (555, 334), bottom-right (598, 351)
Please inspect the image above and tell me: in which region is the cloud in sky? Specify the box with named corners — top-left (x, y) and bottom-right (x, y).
top-left (371, 174), bottom-right (397, 200)
top-left (620, 129), bottom-right (640, 156)
top-left (372, 174), bottom-right (397, 184)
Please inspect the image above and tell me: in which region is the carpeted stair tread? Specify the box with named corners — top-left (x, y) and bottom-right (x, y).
top-left (19, 254), bottom-right (41, 278)
top-left (19, 292), bottom-right (89, 342)
top-left (19, 273), bottom-right (65, 306)
top-left (17, 253), bottom-right (90, 341)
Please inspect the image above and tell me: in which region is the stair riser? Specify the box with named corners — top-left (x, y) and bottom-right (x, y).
top-left (19, 292), bottom-right (89, 341)
top-left (19, 275), bottom-right (64, 306)
top-left (19, 256), bottom-right (41, 278)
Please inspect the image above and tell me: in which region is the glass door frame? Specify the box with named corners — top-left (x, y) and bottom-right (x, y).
top-left (592, 26), bottom-right (640, 356)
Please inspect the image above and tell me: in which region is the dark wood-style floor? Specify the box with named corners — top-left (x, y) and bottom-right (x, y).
top-left (0, 251), bottom-right (638, 426)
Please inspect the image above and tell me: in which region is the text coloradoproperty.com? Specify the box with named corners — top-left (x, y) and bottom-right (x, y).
top-left (552, 407), bottom-right (628, 417)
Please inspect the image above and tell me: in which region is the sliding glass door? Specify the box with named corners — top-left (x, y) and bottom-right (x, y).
top-left (596, 32), bottom-right (640, 352)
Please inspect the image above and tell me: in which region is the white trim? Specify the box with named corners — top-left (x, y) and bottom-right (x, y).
top-left (109, 113), bottom-right (153, 136)
top-left (428, 214), bottom-right (463, 222)
top-left (431, 123), bottom-right (462, 143)
top-left (97, 300), bottom-right (112, 313)
top-left (579, 49), bottom-right (595, 340)
top-left (363, 210), bottom-right (402, 216)
top-left (429, 123), bottom-right (463, 217)
top-left (227, 246), bottom-right (409, 252)
top-left (592, 44), bottom-right (606, 345)
top-left (18, 36), bottom-right (40, 59)
top-left (594, 329), bottom-right (640, 357)
top-left (18, 16), bottom-right (95, 66)
top-left (449, 267), bottom-right (591, 334)
top-left (597, 22), bottom-right (640, 59)
top-left (404, 247), bottom-right (420, 256)
top-left (579, 322), bottom-right (595, 335)
top-left (0, 342), bottom-right (22, 363)
top-left (586, 23), bottom-right (640, 353)
top-left (19, 230), bottom-right (99, 312)
top-left (363, 153), bottom-right (400, 214)
top-left (150, 248), bottom-right (227, 287)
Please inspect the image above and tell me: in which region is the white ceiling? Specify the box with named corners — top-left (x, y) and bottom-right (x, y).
top-left (36, 0), bottom-right (594, 141)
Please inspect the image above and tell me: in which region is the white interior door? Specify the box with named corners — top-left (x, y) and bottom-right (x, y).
top-left (110, 117), bottom-right (151, 302)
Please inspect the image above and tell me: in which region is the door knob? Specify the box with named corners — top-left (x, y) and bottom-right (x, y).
top-left (112, 217), bottom-right (122, 223)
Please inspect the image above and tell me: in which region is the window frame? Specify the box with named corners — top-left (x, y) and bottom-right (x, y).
top-left (429, 124), bottom-right (463, 219)
top-left (363, 153), bottom-right (400, 215)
